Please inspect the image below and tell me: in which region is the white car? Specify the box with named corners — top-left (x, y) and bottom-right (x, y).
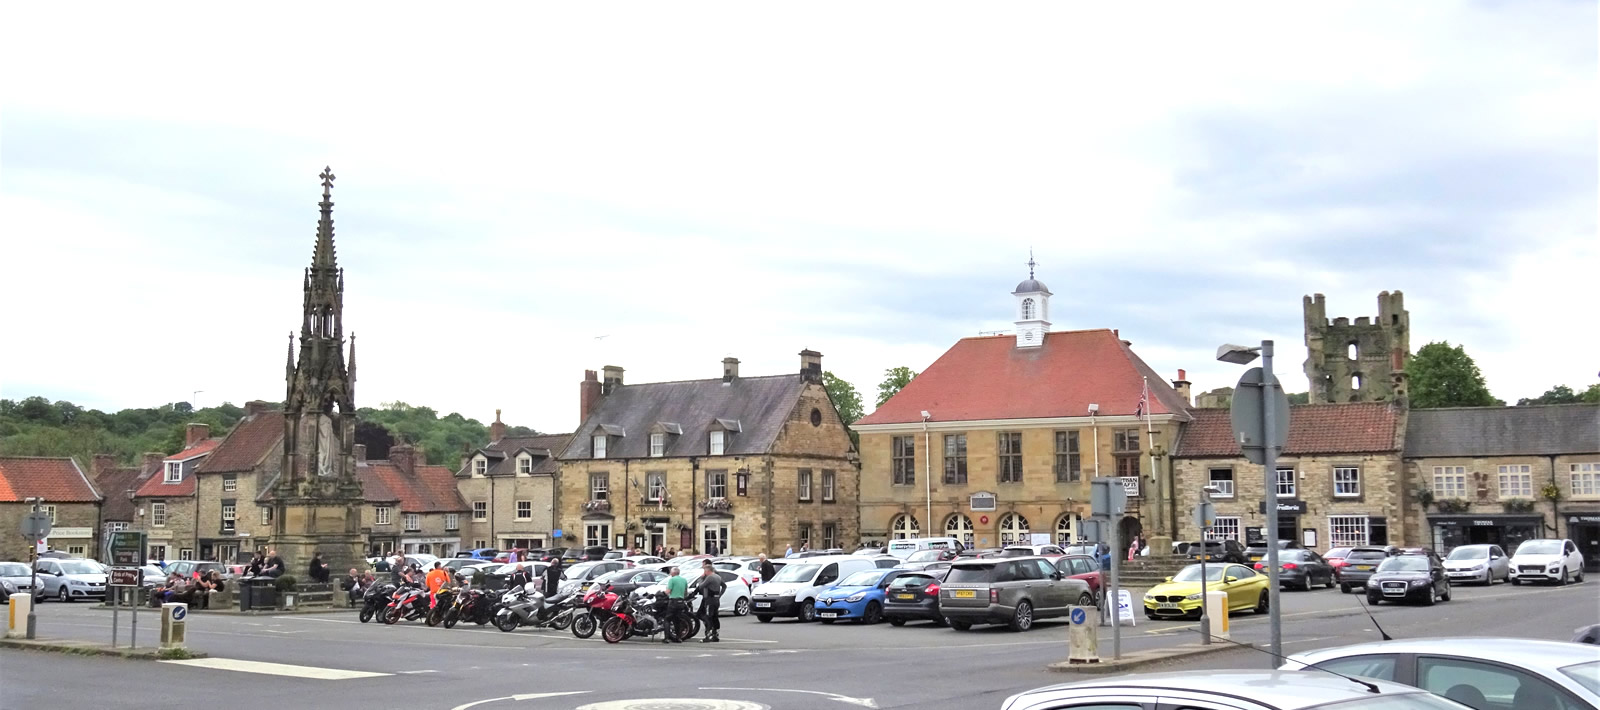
top-left (1509, 538), bottom-right (1585, 585)
top-left (1442, 544), bottom-right (1510, 585)
top-left (34, 558), bottom-right (108, 602)
top-left (713, 557), bottom-right (786, 589)
top-left (619, 555), bottom-right (666, 566)
top-left (1282, 637), bottom-right (1600, 708)
top-left (633, 569), bottom-right (752, 616)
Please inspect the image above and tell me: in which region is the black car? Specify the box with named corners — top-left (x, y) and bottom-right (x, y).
top-left (1244, 539), bottom-right (1305, 564)
top-left (589, 567), bottom-right (668, 597)
top-left (1365, 554), bottom-right (1451, 605)
top-left (882, 568), bottom-right (950, 626)
top-left (1255, 548), bottom-right (1335, 590)
top-left (1187, 540), bottom-right (1247, 564)
top-left (1336, 545), bottom-right (1400, 593)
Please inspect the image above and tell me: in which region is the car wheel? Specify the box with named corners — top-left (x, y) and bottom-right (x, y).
top-left (755, 614), bottom-right (773, 623)
top-left (1325, 574), bottom-right (1336, 589)
top-left (1576, 569), bottom-right (1585, 584)
top-left (1560, 567), bottom-right (1570, 585)
top-left (1511, 577), bottom-right (1522, 586)
top-left (1367, 596), bottom-right (1380, 605)
top-left (1077, 592), bottom-right (1095, 607)
top-left (1440, 581), bottom-right (1451, 602)
top-left (949, 620), bottom-right (971, 631)
top-left (1254, 591), bottom-right (1269, 614)
top-left (932, 614), bottom-right (948, 627)
top-left (888, 618), bottom-right (906, 627)
top-left (798, 601), bottom-right (816, 623)
top-left (1423, 585), bottom-right (1436, 606)
top-left (862, 601), bottom-right (882, 625)
top-left (733, 597), bottom-right (751, 616)
top-left (1009, 600), bottom-right (1034, 632)
top-left (1340, 584), bottom-right (1351, 594)
top-left (58, 587), bottom-right (69, 603)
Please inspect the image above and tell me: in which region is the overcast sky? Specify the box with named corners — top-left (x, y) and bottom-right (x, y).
top-left (2, 2), bottom-right (1595, 435)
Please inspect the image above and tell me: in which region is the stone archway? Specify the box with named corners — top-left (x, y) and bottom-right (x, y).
top-left (1118, 515), bottom-right (1142, 547)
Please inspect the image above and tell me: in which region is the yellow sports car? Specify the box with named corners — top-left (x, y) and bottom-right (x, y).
top-left (1143, 563), bottom-right (1271, 620)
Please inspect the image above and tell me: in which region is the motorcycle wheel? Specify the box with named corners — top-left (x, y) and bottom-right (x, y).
top-left (551, 608), bottom-right (574, 631)
top-left (443, 608), bottom-right (460, 629)
top-left (572, 613), bottom-right (598, 639)
top-left (426, 607), bottom-right (444, 627)
top-left (601, 617), bottom-right (628, 644)
top-left (681, 616), bottom-right (700, 640)
top-left (359, 606), bottom-right (375, 623)
top-left (495, 611), bottom-right (520, 632)
top-left (382, 606), bottom-right (401, 625)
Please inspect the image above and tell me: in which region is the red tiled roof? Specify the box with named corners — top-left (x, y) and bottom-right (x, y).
top-left (359, 461), bottom-right (469, 513)
top-left (133, 438), bottom-right (223, 498)
top-left (168, 437), bottom-right (222, 461)
top-left (0, 457), bottom-right (101, 502)
top-left (196, 410), bottom-right (284, 473)
top-left (857, 329), bottom-right (1192, 425)
top-left (1175, 403), bottom-right (1400, 458)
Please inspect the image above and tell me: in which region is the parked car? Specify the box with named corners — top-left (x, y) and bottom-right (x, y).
top-left (139, 564), bottom-right (167, 588)
top-left (590, 567), bottom-right (668, 597)
top-left (896, 549), bottom-right (958, 571)
top-left (1245, 539), bottom-right (1306, 564)
top-left (1366, 554), bottom-right (1451, 605)
top-left (1063, 545), bottom-right (1098, 557)
top-left (633, 568), bottom-right (752, 616)
top-left (665, 553), bottom-right (715, 568)
top-left (33, 558), bottom-right (108, 602)
top-left (1283, 637), bottom-right (1600, 709)
top-left (882, 568), bottom-right (950, 627)
top-left (557, 560), bottom-right (629, 595)
top-left (1324, 547), bottom-right (1355, 573)
top-left (388, 553), bottom-right (439, 570)
top-left (751, 554), bottom-right (880, 622)
top-left (1187, 539), bottom-right (1248, 564)
top-left (712, 557), bottom-right (780, 588)
top-left (940, 556), bottom-right (1093, 632)
top-left (813, 568), bottom-right (909, 624)
top-left (999, 544), bottom-right (1068, 558)
top-left (621, 555), bottom-right (667, 567)
top-left (1001, 670), bottom-right (1473, 710)
top-left (1256, 549), bottom-right (1336, 590)
top-left (1144, 563), bottom-right (1271, 620)
top-left (1337, 546), bottom-right (1400, 593)
top-left (483, 561), bottom-right (549, 590)
top-left (441, 558), bottom-right (490, 574)
top-left (1442, 544), bottom-right (1510, 585)
top-left (1509, 538), bottom-right (1586, 585)
top-left (853, 545), bottom-right (887, 555)
top-left (0, 562), bottom-right (37, 600)
top-left (164, 560), bottom-right (228, 580)
top-left (455, 548), bottom-right (499, 560)
top-left (1051, 554), bottom-right (1104, 602)
top-left (885, 537), bottom-right (963, 560)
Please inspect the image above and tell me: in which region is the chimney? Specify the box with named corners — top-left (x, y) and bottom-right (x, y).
top-left (353, 444), bottom-right (367, 463)
top-left (489, 409), bottom-right (506, 443)
top-left (722, 357), bottom-right (740, 383)
top-left (799, 349), bottom-right (823, 383)
top-left (389, 444), bottom-right (417, 475)
top-left (1171, 369), bottom-right (1192, 406)
top-left (580, 370), bottom-right (603, 425)
top-left (92, 454), bottom-right (117, 480)
top-left (185, 423), bottom-right (211, 448)
top-left (141, 452), bottom-right (164, 474)
top-left (245, 400), bottom-right (269, 416)
top-left (601, 365), bottom-right (625, 395)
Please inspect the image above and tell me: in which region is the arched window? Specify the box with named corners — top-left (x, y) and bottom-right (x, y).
top-left (1021, 298), bottom-right (1036, 320)
top-left (945, 514), bottom-right (974, 549)
top-left (891, 514), bottom-right (920, 540)
top-left (1347, 341), bottom-right (1358, 360)
top-left (1055, 513), bottom-right (1080, 546)
top-left (1352, 373), bottom-right (1363, 391)
top-left (999, 513), bottom-right (1030, 546)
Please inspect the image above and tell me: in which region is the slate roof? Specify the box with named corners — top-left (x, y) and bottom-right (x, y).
top-left (561, 375), bottom-right (807, 459)
top-left (97, 462), bottom-right (158, 521)
top-left (358, 460), bottom-right (469, 513)
top-left (1175, 403), bottom-right (1401, 458)
top-left (463, 433), bottom-right (574, 476)
top-left (1404, 404), bottom-right (1600, 458)
top-left (857, 329), bottom-right (1192, 426)
top-left (0, 457), bottom-right (101, 503)
top-left (196, 410), bottom-right (284, 473)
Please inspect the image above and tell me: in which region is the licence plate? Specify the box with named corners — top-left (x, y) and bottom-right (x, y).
top-left (895, 594), bottom-right (915, 600)
top-left (1355, 565), bottom-right (1373, 571)
top-left (819, 611), bottom-right (839, 618)
top-left (954, 590), bottom-right (976, 599)
top-left (1157, 602), bottom-right (1178, 609)
top-left (755, 601), bottom-right (771, 608)
top-left (1249, 556), bottom-right (1262, 562)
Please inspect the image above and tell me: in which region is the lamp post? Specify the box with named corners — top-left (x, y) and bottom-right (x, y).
top-left (25, 496), bottom-right (44, 639)
top-left (1198, 485), bottom-right (1219, 645)
top-left (1217, 340), bottom-right (1285, 663)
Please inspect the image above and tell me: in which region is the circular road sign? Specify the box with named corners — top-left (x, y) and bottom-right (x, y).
top-left (1070, 607), bottom-right (1087, 625)
top-left (20, 511), bottom-right (52, 539)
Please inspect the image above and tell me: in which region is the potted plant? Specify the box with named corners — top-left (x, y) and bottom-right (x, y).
top-left (1413, 487), bottom-right (1436, 508)
top-left (1503, 499), bottom-right (1536, 514)
top-left (1540, 482), bottom-right (1563, 502)
top-left (1436, 499), bottom-right (1471, 514)
top-left (274, 574), bottom-right (299, 609)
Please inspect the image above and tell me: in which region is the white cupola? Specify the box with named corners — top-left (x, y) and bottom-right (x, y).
top-left (1012, 255), bottom-right (1051, 349)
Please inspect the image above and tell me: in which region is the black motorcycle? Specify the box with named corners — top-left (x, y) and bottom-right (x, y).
top-left (443, 587), bottom-right (494, 629)
top-left (358, 582), bottom-right (397, 623)
top-left (426, 587), bottom-right (458, 627)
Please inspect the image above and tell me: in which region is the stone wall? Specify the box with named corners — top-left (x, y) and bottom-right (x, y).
top-left (456, 474), bottom-right (555, 550)
top-left (0, 502), bottom-right (101, 561)
top-left (1405, 453), bottom-right (1600, 541)
top-left (1173, 452), bottom-right (1409, 548)
top-left (133, 495), bottom-right (200, 563)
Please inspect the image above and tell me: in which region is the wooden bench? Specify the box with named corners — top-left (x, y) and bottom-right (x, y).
top-left (293, 582), bottom-right (337, 608)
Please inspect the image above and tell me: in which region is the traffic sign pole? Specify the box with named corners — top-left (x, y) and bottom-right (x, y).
top-left (1261, 340), bottom-right (1283, 663)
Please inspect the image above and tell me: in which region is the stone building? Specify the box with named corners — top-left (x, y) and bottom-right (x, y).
top-left (357, 444), bottom-right (470, 558)
top-left (1303, 291), bottom-right (1410, 404)
top-left (853, 265), bottom-right (1192, 551)
top-left (456, 412), bottom-right (572, 552)
top-left (129, 425), bottom-right (223, 563)
top-left (0, 457), bottom-right (102, 561)
top-left (91, 452), bottom-right (163, 542)
top-left (1404, 404), bottom-right (1600, 570)
top-left (1173, 403), bottom-right (1409, 549)
top-left (192, 402), bottom-right (285, 563)
top-left (556, 351), bottom-right (858, 557)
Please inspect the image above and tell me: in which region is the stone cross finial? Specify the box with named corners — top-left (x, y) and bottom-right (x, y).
top-left (320, 167), bottom-right (336, 194)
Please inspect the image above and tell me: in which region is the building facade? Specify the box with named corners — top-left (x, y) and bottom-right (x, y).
top-left (356, 444), bottom-right (469, 558)
top-left (129, 424), bottom-right (222, 563)
top-left (456, 413), bottom-right (571, 552)
top-left (854, 268), bottom-right (1192, 551)
top-left (0, 457), bottom-right (102, 561)
top-left (556, 351), bottom-right (859, 557)
top-left (192, 402), bottom-right (285, 563)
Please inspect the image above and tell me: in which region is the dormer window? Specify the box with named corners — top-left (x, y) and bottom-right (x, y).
top-left (650, 432), bottom-right (666, 457)
top-left (516, 456), bottom-right (532, 475)
top-left (708, 430), bottom-right (725, 456)
top-left (473, 458), bottom-right (487, 476)
top-left (164, 461), bottom-right (182, 484)
top-left (593, 434), bottom-right (608, 459)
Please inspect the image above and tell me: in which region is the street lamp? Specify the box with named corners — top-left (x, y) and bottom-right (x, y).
top-left (1217, 339), bottom-right (1284, 663)
top-left (1198, 485), bottom-right (1219, 645)
top-left (1215, 343), bottom-right (1261, 365)
top-left (24, 496), bottom-right (44, 639)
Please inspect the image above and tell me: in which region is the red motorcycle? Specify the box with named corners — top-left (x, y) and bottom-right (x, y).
top-left (601, 591), bottom-right (692, 644)
top-left (382, 582), bottom-right (429, 624)
top-left (572, 586), bottom-right (620, 639)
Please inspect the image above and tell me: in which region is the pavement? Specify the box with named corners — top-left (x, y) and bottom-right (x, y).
top-left (3, 578), bottom-right (1595, 710)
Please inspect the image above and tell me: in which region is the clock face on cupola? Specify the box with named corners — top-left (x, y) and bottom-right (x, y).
top-left (1012, 256), bottom-right (1051, 349)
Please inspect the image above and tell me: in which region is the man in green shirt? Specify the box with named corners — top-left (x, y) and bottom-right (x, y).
top-left (662, 567), bottom-right (689, 643)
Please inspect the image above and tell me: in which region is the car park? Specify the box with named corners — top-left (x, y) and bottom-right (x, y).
top-left (1509, 538), bottom-right (1586, 585)
top-left (1442, 544), bottom-right (1510, 585)
top-left (1338, 546), bottom-right (1400, 593)
top-left (164, 560), bottom-right (228, 580)
top-left (633, 568), bottom-right (752, 616)
top-left (1256, 548), bottom-right (1336, 590)
top-left (33, 558), bottom-right (108, 602)
top-left (1001, 670), bottom-right (1467, 710)
top-left (1366, 554), bottom-right (1451, 605)
top-left (1144, 563), bottom-right (1271, 620)
top-left (1324, 547), bottom-right (1355, 573)
top-left (0, 562), bottom-right (37, 600)
top-left (896, 549), bottom-right (959, 570)
top-left (998, 544), bottom-right (1067, 558)
top-left (1050, 554), bottom-right (1104, 602)
top-left (1246, 539), bottom-right (1306, 564)
top-left (139, 564), bottom-right (167, 587)
top-left (1188, 539), bottom-right (1248, 563)
top-left (813, 568), bottom-right (908, 624)
top-left (590, 567), bottom-right (668, 597)
top-left (711, 557), bottom-right (779, 588)
top-left (939, 556), bottom-right (1093, 632)
top-left (885, 537), bottom-right (963, 560)
top-left (483, 561), bottom-right (549, 590)
top-left (558, 560), bottom-right (629, 595)
top-left (455, 548), bottom-right (498, 560)
top-left (882, 568), bottom-right (950, 627)
top-left (620, 555), bottom-right (666, 567)
top-left (751, 554), bottom-right (879, 622)
top-left (1283, 637), bottom-right (1600, 709)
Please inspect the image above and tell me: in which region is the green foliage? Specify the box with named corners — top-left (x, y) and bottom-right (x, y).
top-left (821, 371), bottom-right (864, 426)
top-left (1286, 392), bottom-right (1310, 405)
top-left (1517, 383), bottom-right (1600, 406)
top-left (0, 398), bottom-right (248, 471)
top-left (274, 574), bottom-right (299, 592)
top-left (1407, 341), bottom-right (1498, 409)
top-left (355, 402), bottom-right (539, 466)
top-left (875, 366), bottom-right (918, 407)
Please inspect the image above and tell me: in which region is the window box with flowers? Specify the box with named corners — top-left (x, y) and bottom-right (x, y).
top-left (583, 500), bottom-right (612, 513)
top-left (1502, 499), bottom-right (1536, 514)
top-left (698, 499), bottom-right (733, 513)
top-left (1435, 498), bottom-right (1471, 514)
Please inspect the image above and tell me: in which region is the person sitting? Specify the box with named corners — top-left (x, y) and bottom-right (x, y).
top-left (341, 568), bottom-right (363, 606)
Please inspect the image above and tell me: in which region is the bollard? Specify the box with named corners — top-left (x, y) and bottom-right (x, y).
top-left (7, 593), bottom-right (33, 638)
top-left (1066, 605), bottom-right (1100, 664)
top-left (160, 602), bottom-right (188, 650)
top-left (1204, 590), bottom-right (1229, 640)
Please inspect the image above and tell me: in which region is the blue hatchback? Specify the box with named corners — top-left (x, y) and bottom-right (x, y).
top-left (814, 569), bottom-right (908, 624)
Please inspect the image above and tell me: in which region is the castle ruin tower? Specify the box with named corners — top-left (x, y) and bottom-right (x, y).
top-left (1303, 291), bottom-right (1410, 404)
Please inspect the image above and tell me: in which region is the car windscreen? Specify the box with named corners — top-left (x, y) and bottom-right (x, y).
top-left (839, 570), bottom-right (886, 587)
top-left (944, 566), bottom-right (994, 583)
top-left (1560, 661), bottom-right (1600, 695)
top-left (888, 574), bottom-right (934, 589)
top-left (1348, 549), bottom-right (1390, 560)
top-left (1515, 540), bottom-right (1562, 555)
top-left (58, 561), bottom-right (100, 574)
top-left (1445, 546), bottom-right (1489, 560)
top-left (1172, 566), bottom-right (1229, 582)
top-left (1324, 547), bottom-right (1353, 558)
top-left (997, 548), bottom-right (1033, 558)
top-left (0, 563), bottom-right (29, 576)
top-left (906, 550), bottom-right (943, 562)
top-left (1377, 557), bottom-right (1429, 572)
top-left (770, 564), bottom-right (819, 583)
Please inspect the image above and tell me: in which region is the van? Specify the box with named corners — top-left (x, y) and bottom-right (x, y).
top-left (750, 555), bottom-right (880, 622)
top-left (885, 537), bottom-right (964, 560)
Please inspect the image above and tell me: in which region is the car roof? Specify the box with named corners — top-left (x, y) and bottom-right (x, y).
top-left (1019, 670), bottom-right (1428, 709)
top-left (954, 555), bottom-right (1050, 567)
top-left (1292, 637), bottom-right (1600, 668)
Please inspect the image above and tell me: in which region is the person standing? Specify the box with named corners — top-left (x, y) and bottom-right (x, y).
top-left (759, 553), bottom-right (777, 583)
top-left (697, 560), bottom-right (724, 643)
top-left (390, 553), bottom-right (410, 585)
top-left (784, 543), bottom-right (794, 558)
top-left (425, 562), bottom-right (450, 607)
top-left (544, 556), bottom-right (563, 597)
top-left (663, 566), bottom-right (688, 644)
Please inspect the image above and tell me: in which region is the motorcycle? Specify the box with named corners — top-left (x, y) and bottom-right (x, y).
top-left (382, 582), bottom-right (430, 624)
top-left (602, 591), bottom-right (694, 644)
top-left (572, 586), bottom-right (620, 639)
top-left (494, 583), bottom-right (577, 633)
top-left (425, 586), bottom-right (458, 627)
top-left (358, 582), bottom-right (397, 623)
top-left (443, 587), bottom-right (494, 629)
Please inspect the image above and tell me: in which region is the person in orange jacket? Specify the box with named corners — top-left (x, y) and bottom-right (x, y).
top-left (425, 561), bottom-right (450, 607)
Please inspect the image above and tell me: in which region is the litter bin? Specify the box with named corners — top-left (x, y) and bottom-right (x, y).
top-left (240, 577), bottom-right (278, 611)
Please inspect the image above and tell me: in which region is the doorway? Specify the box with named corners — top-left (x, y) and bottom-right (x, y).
top-left (646, 522), bottom-right (667, 556)
top-left (1572, 522), bottom-right (1600, 572)
top-left (701, 522), bottom-right (730, 556)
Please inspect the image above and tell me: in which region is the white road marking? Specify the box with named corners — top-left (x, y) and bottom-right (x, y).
top-left (703, 686), bottom-right (877, 708)
top-left (398, 669), bottom-right (438, 674)
top-left (451, 692), bottom-right (590, 710)
top-left (160, 657), bottom-right (390, 680)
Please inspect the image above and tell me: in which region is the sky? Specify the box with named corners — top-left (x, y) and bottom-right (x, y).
top-left (2, 2), bottom-right (1595, 435)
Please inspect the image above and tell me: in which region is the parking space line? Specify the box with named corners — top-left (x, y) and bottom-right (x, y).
top-left (161, 657), bottom-right (391, 680)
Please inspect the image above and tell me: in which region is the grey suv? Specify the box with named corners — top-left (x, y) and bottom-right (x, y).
top-left (939, 557), bottom-right (1093, 632)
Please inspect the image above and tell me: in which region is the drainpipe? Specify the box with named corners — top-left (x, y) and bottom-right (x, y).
top-left (922, 414), bottom-right (932, 537)
top-left (623, 459), bottom-right (630, 549)
top-left (1548, 455), bottom-right (1561, 537)
top-left (690, 456), bottom-right (699, 552)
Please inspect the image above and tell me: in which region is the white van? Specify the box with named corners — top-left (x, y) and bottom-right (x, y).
top-left (885, 537), bottom-right (964, 560)
top-left (750, 554), bottom-right (880, 622)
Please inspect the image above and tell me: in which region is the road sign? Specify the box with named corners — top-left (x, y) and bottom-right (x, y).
top-left (1116, 589), bottom-right (1136, 625)
top-left (1194, 501), bottom-right (1216, 531)
top-left (1070, 607), bottom-right (1088, 625)
top-left (552, 529), bottom-right (563, 539)
top-left (1079, 518), bottom-right (1104, 544)
top-left (1090, 479), bottom-right (1127, 517)
top-left (107, 531), bottom-right (146, 566)
top-left (1230, 366), bottom-right (1291, 465)
top-left (171, 605), bottom-right (187, 621)
top-left (109, 567), bottom-right (141, 586)
top-left (20, 512), bottom-right (52, 539)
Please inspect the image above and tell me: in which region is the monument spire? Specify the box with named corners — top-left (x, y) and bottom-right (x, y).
top-left (312, 167), bottom-right (337, 271)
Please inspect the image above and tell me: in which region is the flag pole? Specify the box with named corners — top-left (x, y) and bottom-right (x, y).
top-left (1142, 376), bottom-right (1156, 534)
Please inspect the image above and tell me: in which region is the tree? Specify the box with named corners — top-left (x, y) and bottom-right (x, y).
top-left (876, 366), bottom-right (918, 407)
top-left (1517, 385), bottom-right (1582, 406)
top-left (1587, 384), bottom-right (1600, 404)
top-left (821, 371), bottom-right (864, 426)
top-left (1408, 341), bottom-right (1497, 409)
top-left (1286, 392), bottom-right (1310, 405)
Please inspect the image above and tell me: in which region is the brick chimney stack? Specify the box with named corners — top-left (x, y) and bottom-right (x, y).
top-left (245, 400), bottom-right (270, 416)
top-left (580, 370), bottom-right (603, 426)
top-left (489, 409), bottom-right (506, 443)
top-left (185, 423), bottom-right (211, 448)
top-left (1171, 369), bottom-right (1192, 406)
top-left (92, 454), bottom-right (117, 481)
top-left (353, 444), bottom-right (367, 463)
top-left (722, 357), bottom-right (740, 383)
top-left (389, 444), bottom-right (417, 476)
top-left (141, 452), bottom-right (164, 474)
top-left (799, 349), bottom-right (823, 383)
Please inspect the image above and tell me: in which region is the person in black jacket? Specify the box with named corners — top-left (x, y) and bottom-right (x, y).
top-left (758, 553), bottom-right (777, 583)
top-left (308, 552), bottom-right (331, 584)
top-left (697, 561), bottom-right (724, 643)
top-left (544, 557), bottom-right (563, 597)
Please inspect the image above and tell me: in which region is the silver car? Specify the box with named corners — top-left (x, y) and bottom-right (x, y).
top-left (1283, 637), bottom-right (1600, 709)
top-left (1003, 670), bottom-right (1469, 710)
top-left (1442, 544), bottom-right (1509, 585)
top-left (0, 561), bottom-right (38, 601)
top-left (34, 558), bottom-right (108, 602)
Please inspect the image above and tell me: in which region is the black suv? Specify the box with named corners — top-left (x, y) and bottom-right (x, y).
top-left (1187, 540), bottom-right (1247, 564)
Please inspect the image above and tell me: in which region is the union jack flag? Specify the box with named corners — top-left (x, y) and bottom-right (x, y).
top-left (1134, 378), bottom-right (1149, 417)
